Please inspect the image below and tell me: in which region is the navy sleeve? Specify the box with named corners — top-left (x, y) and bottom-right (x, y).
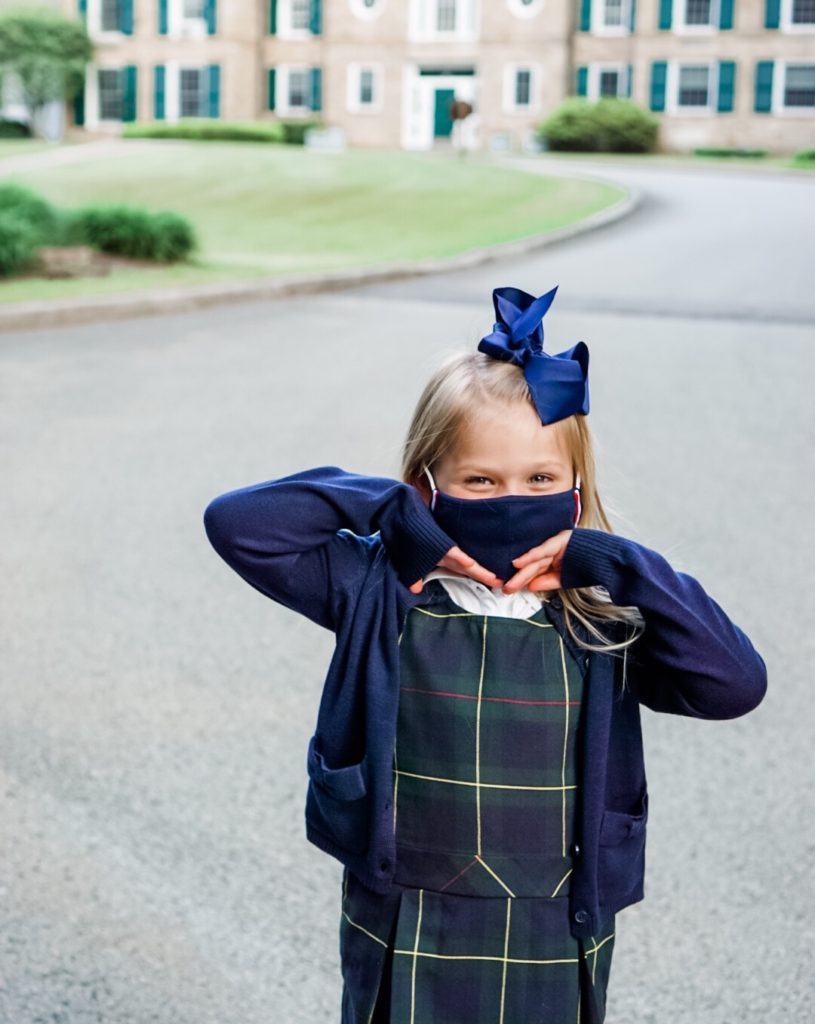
top-left (203, 466), bottom-right (455, 631)
top-left (559, 528), bottom-right (768, 720)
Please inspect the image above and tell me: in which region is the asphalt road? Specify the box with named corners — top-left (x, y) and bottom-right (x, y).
top-left (1, 156), bottom-right (813, 1024)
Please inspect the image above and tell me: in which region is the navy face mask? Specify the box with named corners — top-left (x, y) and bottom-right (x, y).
top-left (424, 466), bottom-right (582, 583)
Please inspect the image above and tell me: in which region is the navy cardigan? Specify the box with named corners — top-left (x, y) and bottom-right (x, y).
top-left (203, 466), bottom-right (767, 940)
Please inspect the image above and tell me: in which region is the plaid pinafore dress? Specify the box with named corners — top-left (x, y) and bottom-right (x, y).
top-left (339, 580), bottom-right (616, 1024)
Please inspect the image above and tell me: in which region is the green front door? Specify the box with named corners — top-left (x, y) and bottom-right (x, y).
top-left (433, 88), bottom-right (455, 137)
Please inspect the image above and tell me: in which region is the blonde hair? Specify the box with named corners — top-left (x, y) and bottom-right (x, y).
top-left (400, 350), bottom-right (645, 659)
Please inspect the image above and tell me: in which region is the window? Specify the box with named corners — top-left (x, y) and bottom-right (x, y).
top-left (784, 63), bottom-right (815, 105)
top-left (359, 68), bottom-right (375, 104)
top-left (677, 64), bottom-right (710, 106)
top-left (288, 68), bottom-right (310, 108)
top-left (599, 69), bottom-right (621, 96)
top-left (98, 68), bottom-right (123, 119)
top-left (437, 0), bottom-right (457, 30)
top-left (684, 0), bottom-right (712, 23)
top-left (515, 69), bottom-right (531, 105)
top-left (183, 0), bottom-right (206, 16)
top-left (291, 0), bottom-right (311, 29)
top-left (101, 0), bottom-right (120, 31)
top-left (602, 0), bottom-right (624, 26)
top-left (791, 0), bottom-right (815, 22)
top-left (180, 68), bottom-right (207, 116)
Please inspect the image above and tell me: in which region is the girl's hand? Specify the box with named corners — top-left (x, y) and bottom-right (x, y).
top-left (501, 529), bottom-right (574, 594)
top-left (409, 545), bottom-right (504, 595)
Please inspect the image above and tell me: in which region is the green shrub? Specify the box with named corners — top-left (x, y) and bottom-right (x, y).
top-left (280, 119), bottom-right (323, 145)
top-left (693, 147), bottom-right (767, 159)
top-left (0, 209), bottom-right (39, 276)
top-left (69, 204), bottom-right (196, 261)
top-left (0, 183), bottom-right (59, 243)
top-left (538, 98), bottom-right (659, 154)
top-left (793, 148), bottom-right (815, 163)
top-left (123, 119), bottom-right (283, 142)
top-left (0, 118), bottom-right (31, 138)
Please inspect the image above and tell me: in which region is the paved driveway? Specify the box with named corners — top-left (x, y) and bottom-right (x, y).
top-left (1, 156), bottom-right (812, 1023)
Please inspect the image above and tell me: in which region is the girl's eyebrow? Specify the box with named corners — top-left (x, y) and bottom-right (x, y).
top-left (457, 461), bottom-right (566, 473)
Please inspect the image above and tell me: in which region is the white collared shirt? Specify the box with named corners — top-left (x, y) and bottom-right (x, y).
top-left (422, 568), bottom-right (548, 619)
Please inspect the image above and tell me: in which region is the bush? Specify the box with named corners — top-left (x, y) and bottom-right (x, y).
top-left (122, 118), bottom-right (324, 145)
top-left (0, 118), bottom-right (31, 138)
top-left (68, 204), bottom-right (196, 261)
top-left (538, 98), bottom-right (659, 154)
top-left (0, 183), bottom-right (59, 243)
top-left (0, 209), bottom-right (40, 276)
top-left (793, 148), bottom-right (815, 163)
top-left (694, 147), bottom-right (767, 159)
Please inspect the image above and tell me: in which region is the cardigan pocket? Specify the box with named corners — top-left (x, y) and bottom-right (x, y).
top-left (306, 735), bottom-right (370, 854)
top-left (597, 789), bottom-right (648, 913)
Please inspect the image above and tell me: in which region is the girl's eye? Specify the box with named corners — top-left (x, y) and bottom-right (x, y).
top-left (530, 474), bottom-right (553, 484)
top-left (464, 476), bottom-right (493, 485)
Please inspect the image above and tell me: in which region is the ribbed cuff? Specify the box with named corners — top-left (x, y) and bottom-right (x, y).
top-left (399, 502), bottom-right (456, 580)
top-left (560, 528), bottom-right (630, 593)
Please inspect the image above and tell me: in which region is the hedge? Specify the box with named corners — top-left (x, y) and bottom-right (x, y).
top-left (67, 204), bottom-right (196, 262)
top-left (538, 98), bottom-right (659, 154)
top-left (122, 118), bottom-right (324, 145)
top-left (0, 210), bottom-right (40, 276)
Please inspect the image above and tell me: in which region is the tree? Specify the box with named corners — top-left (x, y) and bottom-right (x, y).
top-left (0, 6), bottom-right (92, 139)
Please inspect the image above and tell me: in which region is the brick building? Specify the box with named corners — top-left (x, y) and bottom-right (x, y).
top-left (60, 0), bottom-right (814, 152)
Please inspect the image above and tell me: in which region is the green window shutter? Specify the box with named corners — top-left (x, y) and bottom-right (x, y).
top-left (77, 0), bottom-right (87, 17)
top-left (658, 0), bottom-right (672, 29)
top-left (122, 65), bottom-right (137, 122)
top-left (309, 0), bottom-right (321, 34)
top-left (576, 66), bottom-right (588, 96)
top-left (719, 0), bottom-right (734, 28)
top-left (764, 0), bottom-right (780, 27)
top-left (158, 0), bottom-right (168, 33)
top-left (267, 67), bottom-right (276, 110)
top-left (73, 84), bottom-right (85, 125)
top-left (717, 60), bottom-right (736, 111)
top-left (629, 0), bottom-right (636, 31)
top-left (310, 66), bottom-right (322, 111)
top-left (154, 65), bottom-right (165, 119)
top-left (205, 0), bottom-right (217, 34)
top-left (120, 0), bottom-right (133, 34)
top-left (650, 61), bottom-right (667, 111)
top-left (754, 61), bottom-right (774, 112)
top-left (269, 0), bottom-right (277, 33)
top-left (208, 64), bottom-right (220, 117)
top-left (579, 0), bottom-right (592, 31)
top-left (626, 63), bottom-right (633, 98)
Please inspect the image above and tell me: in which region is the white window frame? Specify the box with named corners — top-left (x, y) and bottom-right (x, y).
top-left (275, 64), bottom-right (313, 116)
top-left (772, 59), bottom-right (815, 113)
top-left (506, 0), bottom-right (545, 18)
top-left (85, 0), bottom-right (125, 42)
top-left (590, 0), bottom-right (632, 35)
top-left (502, 63), bottom-right (542, 113)
top-left (178, 65), bottom-right (209, 118)
top-left (96, 66), bottom-right (124, 122)
top-left (781, 0), bottom-right (815, 32)
top-left (408, 0), bottom-right (480, 42)
top-left (346, 62), bottom-right (384, 113)
top-left (167, 0), bottom-right (208, 38)
top-left (672, 0), bottom-right (721, 34)
top-left (277, 0), bottom-right (314, 39)
top-left (666, 60), bottom-right (717, 114)
top-left (349, 0), bottom-right (386, 20)
top-left (587, 63), bottom-right (630, 100)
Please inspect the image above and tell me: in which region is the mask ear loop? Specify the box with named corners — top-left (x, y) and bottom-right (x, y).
top-left (573, 471), bottom-right (582, 526)
top-left (423, 464), bottom-right (439, 512)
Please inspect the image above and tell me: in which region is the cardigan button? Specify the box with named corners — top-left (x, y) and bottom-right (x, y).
top-left (574, 910), bottom-right (590, 924)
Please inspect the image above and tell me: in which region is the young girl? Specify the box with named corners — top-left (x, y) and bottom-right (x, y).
top-left (203, 284), bottom-right (767, 1024)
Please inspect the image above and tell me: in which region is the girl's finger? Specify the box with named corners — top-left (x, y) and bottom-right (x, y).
top-left (409, 580), bottom-right (424, 594)
top-left (502, 558), bottom-right (552, 594)
top-left (442, 547), bottom-right (503, 587)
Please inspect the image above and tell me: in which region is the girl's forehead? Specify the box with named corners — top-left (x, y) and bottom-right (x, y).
top-left (453, 401), bottom-right (570, 464)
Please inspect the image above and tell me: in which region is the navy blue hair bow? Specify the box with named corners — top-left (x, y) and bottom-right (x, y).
top-left (477, 284), bottom-right (590, 425)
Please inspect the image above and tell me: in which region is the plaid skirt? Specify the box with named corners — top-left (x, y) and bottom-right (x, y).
top-left (339, 582), bottom-right (616, 1024)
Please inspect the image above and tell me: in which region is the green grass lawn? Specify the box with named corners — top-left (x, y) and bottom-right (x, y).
top-left (0, 140), bottom-right (625, 304)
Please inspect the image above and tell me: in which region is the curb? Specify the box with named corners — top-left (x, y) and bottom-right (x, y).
top-left (0, 177), bottom-right (639, 333)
